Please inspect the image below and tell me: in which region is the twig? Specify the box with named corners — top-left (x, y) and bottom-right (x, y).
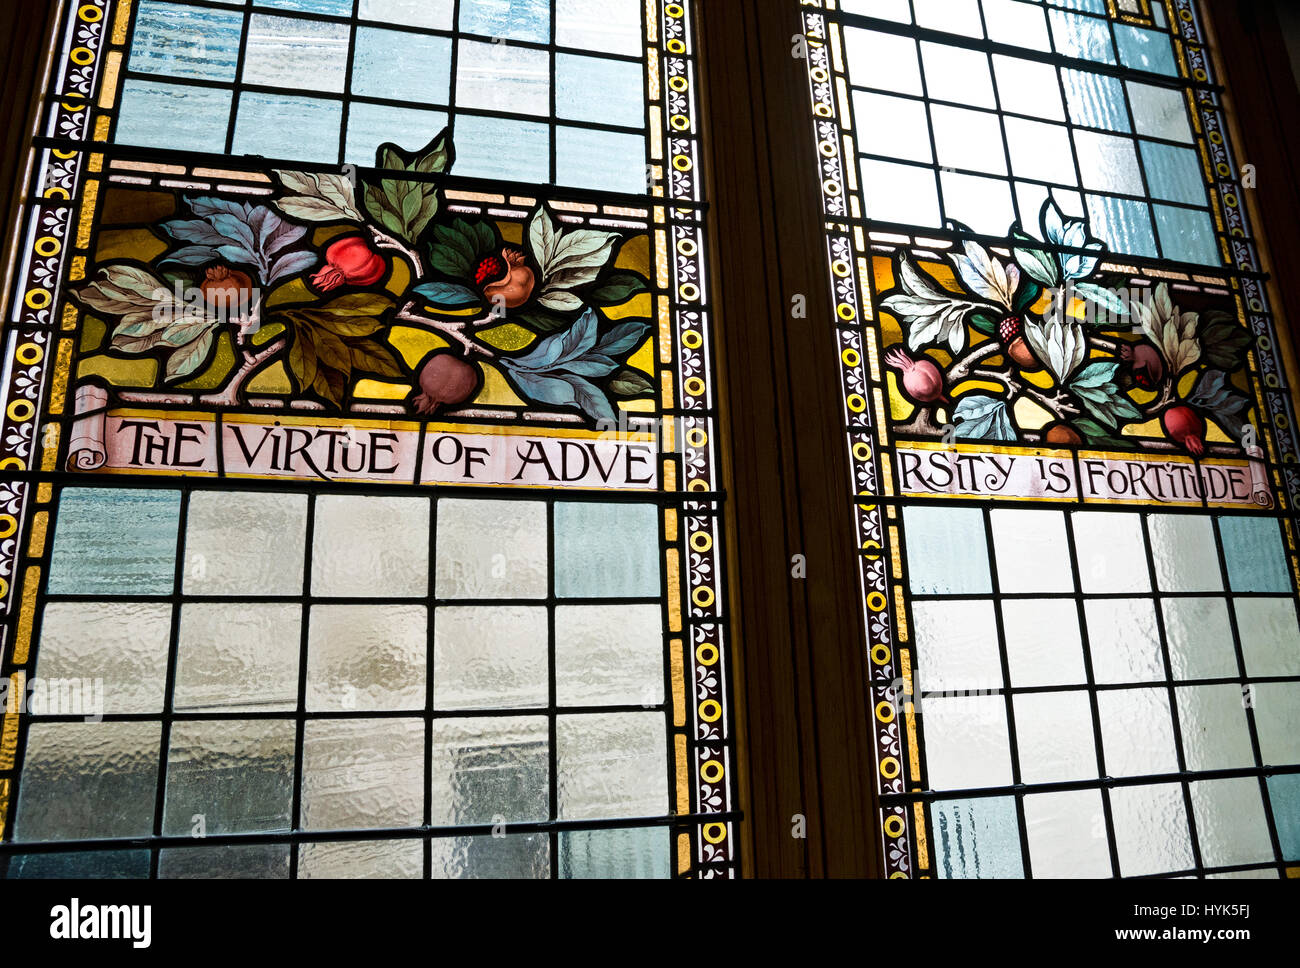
top-left (370, 225), bottom-right (425, 279)
top-left (945, 340), bottom-right (1003, 381)
top-left (198, 337), bottom-right (287, 407)
top-left (971, 366), bottom-right (1080, 420)
top-left (395, 301), bottom-right (495, 359)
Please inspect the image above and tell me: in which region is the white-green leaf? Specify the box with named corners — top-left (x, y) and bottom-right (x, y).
top-left (1069, 363), bottom-right (1141, 429)
top-left (274, 170), bottom-right (363, 222)
top-left (1133, 282), bottom-right (1199, 375)
top-left (881, 258), bottom-right (986, 356)
top-left (1023, 313), bottom-right (1087, 384)
top-left (953, 394), bottom-right (1016, 441)
top-left (165, 329), bottom-right (217, 382)
top-left (952, 239), bottom-right (1020, 310)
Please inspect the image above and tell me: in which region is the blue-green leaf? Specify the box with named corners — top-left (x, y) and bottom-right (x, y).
top-left (953, 394), bottom-right (1016, 441)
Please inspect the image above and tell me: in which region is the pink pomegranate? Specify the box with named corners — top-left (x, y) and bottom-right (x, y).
top-left (412, 352), bottom-right (480, 415)
top-left (885, 347), bottom-right (948, 406)
top-left (310, 236), bottom-right (386, 292)
top-left (1163, 405), bottom-right (1206, 456)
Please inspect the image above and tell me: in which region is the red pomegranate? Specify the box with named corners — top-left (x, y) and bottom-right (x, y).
top-left (1163, 405), bottom-right (1206, 456)
top-left (476, 247), bottom-right (535, 308)
top-left (1121, 342), bottom-right (1165, 390)
top-left (885, 347), bottom-right (948, 406)
top-left (412, 352), bottom-right (480, 415)
top-left (310, 236), bottom-right (386, 292)
top-left (200, 265), bottom-right (253, 308)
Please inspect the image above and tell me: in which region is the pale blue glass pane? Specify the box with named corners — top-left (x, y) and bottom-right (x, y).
top-left (232, 92), bottom-right (342, 163)
top-left (1267, 773), bottom-right (1300, 860)
top-left (1116, 24), bottom-right (1177, 76)
top-left (131, 1), bottom-right (244, 81)
top-left (242, 14), bottom-right (350, 94)
top-left (49, 488), bottom-right (180, 595)
top-left (7, 850), bottom-right (149, 879)
top-left (901, 505), bottom-right (990, 594)
top-left (1061, 68), bottom-right (1130, 131)
top-left (360, 0), bottom-right (455, 30)
top-left (559, 827), bottom-right (670, 878)
top-left (1219, 516), bottom-right (1291, 592)
top-left (1073, 131), bottom-right (1142, 194)
top-left (932, 797), bottom-right (1023, 878)
top-left (116, 80), bottom-right (232, 152)
top-left (556, 54), bottom-right (644, 128)
top-left (353, 28), bottom-right (452, 105)
top-left (1127, 81), bottom-right (1192, 142)
top-left (1085, 194), bottom-right (1156, 256)
top-left (1055, 0), bottom-right (1106, 11)
top-left (556, 0), bottom-right (643, 57)
top-left (257, 0), bottom-right (353, 14)
top-left (346, 104), bottom-right (449, 167)
top-left (1048, 10), bottom-right (1115, 64)
top-left (459, 0), bottom-right (550, 43)
top-left (1153, 205), bottom-right (1220, 265)
top-left (556, 126), bottom-right (646, 194)
top-left (452, 114), bottom-right (549, 183)
top-left (1140, 141), bottom-right (1205, 205)
top-left (554, 502), bottom-right (660, 598)
top-left (455, 39), bottom-right (550, 115)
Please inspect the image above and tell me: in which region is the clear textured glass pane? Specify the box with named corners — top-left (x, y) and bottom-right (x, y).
top-left (1012, 691), bottom-right (1098, 783)
top-left (313, 495), bottom-right (429, 598)
top-left (36, 602), bottom-right (171, 715)
top-left (1115, 23), bottom-right (1176, 75)
top-left (1235, 596), bottom-right (1300, 677)
top-left (353, 28), bottom-right (452, 105)
top-left (1140, 142), bottom-right (1206, 206)
top-left (912, 600), bottom-right (1003, 692)
top-left (982, 0), bottom-right (1050, 50)
top-left (14, 722), bottom-right (161, 841)
top-left (555, 604), bottom-right (663, 706)
top-left (1127, 81), bottom-right (1192, 142)
top-left (430, 833), bottom-right (550, 878)
top-left (162, 719), bottom-right (295, 835)
top-left (157, 845), bottom-right (290, 879)
top-left (555, 0), bottom-right (642, 57)
top-left (1084, 597), bottom-right (1163, 683)
top-left (1109, 782), bottom-right (1194, 876)
top-left (1176, 684), bottom-right (1256, 771)
top-left (992, 55), bottom-right (1066, 120)
top-left (130, 0), bottom-right (244, 81)
top-left (260, 0), bottom-right (354, 13)
top-left (435, 498), bottom-right (547, 599)
top-left (174, 603), bottom-right (301, 713)
top-left (1162, 597), bottom-right (1237, 680)
top-left (553, 502), bottom-right (660, 598)
top-left (1002, 598), bottom-right (1086, 687)
top-left (915, 0), bottom-right (984, 38)
top-left (115, 80), bottom-right (233, 153)
top-left (434, 605), bottom-right (548, 709)
top-left (232, 93), bottom-right (343, 163)
top-left (184, 491), bottom-right (307, 596)
top-left (459, 0), bottom-right (551, 43)
top-left (1148, 513), bottom-right (1223, 592)
top-left (1085, 194), bottom-right (1156, 256)
top-left (455, 40), bottom-right (550, 115)
top-left (359, 0), bottom-right (455, 30)
top-left (242, 15), bottom-right (350, 93)
top-left (559, 827), bottom-right (670, 878)
top-left (1073, 131), bottom-right (1143, 194)
top-left (306, 604), bottom-right (427, 711)
top-left (1023, 790), bottom-right (1111, 877)
top-left (452, 114), bottom-right (550, 184)
top-left (1218, 516), bottom-right (1290, 592)
top-left (556, 54), bottom-right (644, 127)
top-left (1251, 682), bottom-right (1300, 766)
top-left (931, 105), bottom-right (1006, 175)
top-left (1004, 118), bottom-right (1077, 185)
top-left (902, 505), bottom-right (990, 594)
top-left (1071, 510), bottom-right (1150, 593)
top-left (555, 126), bottom-right (646, 195)
top-left (843, 28), bottom-right (923, 96)
top-left (1190, 778), bottom-right (1275, 868)
top-left (860, 158), bottom-right (941, 226)
top-left (1153, 204), bottom-right (1220, 265)
top-left (345, 104), bottom-right (450, 167)
top-left (931, 797), bottom-right (1023, 878)
top-left (1061, 69), bottom-right (1130, 131)
top-left (1096, 687), bottom-right (1179, 776)
top-left (300, 718), bottom-right (425, 830)
top-left (7, 850), bottom-right (149, 879)
top-left (48, 488), bottom-right (180, 595)
top-left (556, 712), bottom-right (668, 820)
top-left (298, 840), bottom-right (424, 878)
top-left (841, 0), bottom-right (911, 18)
top-left (1049, 9), bottom-right (1115, 63)
top-left (990, 508), bottom-right (1074, 592)
top-left (853, 91), bottom-right (933, 163)
top-left (429, 716), bottom-right (549, 825)
top-left (919, 695), bottom-right (1012, 790)
top-left (1266, 773), bottom-right (1300, 861)
top-left (920, 42), bottom-right (995, 107)
top-left (940, 170), bottom-right (1015, 234)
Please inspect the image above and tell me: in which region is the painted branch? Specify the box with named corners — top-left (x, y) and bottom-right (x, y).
top-left (198, 337), bottom-right (287, 408)
top-left (395, 301), bottom-right (496, 358)
top-left (946, 340), bottom-right (1003, 381)
top-left (370, 225), bottom-right (425, 280)
top-left (971, 366), bottom-right (1080, 420)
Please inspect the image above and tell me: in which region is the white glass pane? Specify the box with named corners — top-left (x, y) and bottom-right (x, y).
top-left (434, 605), bottom-right (549, 709)
top-left (1013, 691), bottom-right (1097, 783)
top-left (1002, 598), bottom-right (1087, 687)
top-left (920, 695), bottom-right (1013, 790)
top-left (1096, 687), bottom-right (1179, 776)
top-left (990, 508), bottom-right (1074, 593)
top-left (912, 599), bottom-right (1003, 692)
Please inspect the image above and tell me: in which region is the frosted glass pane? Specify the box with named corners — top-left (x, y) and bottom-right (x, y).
top-left (300, 718), bottom-right (424, 830)
top-left (990, 508), bottom-right (1073, 592)
top-left (452, 114), bottom-right (550, 184)
top-left (1115, 24), bottom-right (1176, 75)
top-left (162, 720), bottom-right (295, 835)
top-left (1176, 684), bottom-right (1255, 771)
top-left (9, 850), bottom-right (149, 879)
top-left (1049, 10), bottom-right (1115, 63)
top-left (1004, 118), bottom-right (1077, 185)
top-left (1219, 516), bottom-right (1290, 593)
top-left (903, 505), bottom-right (990, 594)
top-left (1162, 597), bottom-right (1237, 680)
top-left (1071, 510), bottom-right (1149, 593)
top-left (14, 722), bottom-right (161, 841)
top-left (559, 827), bottom-right (670, 878)
top-left (556, 712), bottom-right (668, 820)
top-left (260, 0), bottom-right (354, 13)
top-left (174, 603), bottom-right (301, 713)
top-left (435, 498), bottom-right (547, 598)
top-left (313, 495), bottom-right (429, 597)
top-left (860, 158), bottom-right (941, 226)
top-left (992, 55), bottom-right (1065, 121)
top-left (1023, 790), bottom-right (1111, 877)
top-left (130, 1), bottom-right (244, 81)
top-left (48, 488), bottom-right (180, 595)
top-left (455, 40), bottom-right (550, 115)
top-left (843, 28), bottom-right (923, 96)
top-left (360, 0), bottom-right (454, 30)
top-left (853, 91), bottom-right (932, 163)
top-left (430, 834), bottom-right (550, 877)
top-left (555, 604), bottom-right (663, 706)
top-left (36, 602), bottom-right (171, 715)
top-left (982, 0), bottom-right (1050, 50)
top-left (1190, 778), bottom-right (1275, 868)
top-left (556, 54), bottom-right (644, 127)
top-left (1073, 131), bottom-right (1143, 194)
top-left (459, 0), bottom-right (550, 43)
top-left (1086, 194), bottom-right (1156, 257)
top-left (1086, 597), bottom-right (1164, 683)
top-left (841, 0), bottom-right (910, 17)
top-left (1141, 142), bottom-right (1206, 205)
top-left (915, 0), bottom-right (984, 38)
top-left (1096, 687), bottom-right (1178, 776)
top-left (1154, 205), bottom-right (1220, 265)
top-left (306, 604), bottom-right (427, 711)
top-left (1128, 81), bottom-right (1192, 142)
top-left (184, 491), bottom-right (307, 596)
top-left (232, 93), bottom-right (343, 163)
top-left (1013, 691), bottom-right (1097, 783)
top-left (1252, 682), bottom-right (1300, 765)
top-left (434, 605), bottom-right (548, 709)
top-left (353, 28), bottom-right (452, 104)
top-left (556, 127), bottom-right (646, 195)
top-left (920, 695), bottom-right (1012, 790)
top-left (1235, 596), bottom-right (1300, 678)
top-left (242, 15), bottom-right (349, 93)
top-left (116, 81), bottom-right (233, 153)
top-left (298, 840), bottom-right (424, 878)
top-left (554, 502), bottom-right (660, 598)
top-left (941, 170), bottom-right (1015, 234)
top-left (157, 845), bottom-right (289, 879)
top-left (1110, 782), bottom-right (1193, 876)
top-left (932, 797), bottom-right (1023, 878)
top-left (1002, 598), bottom-right (1086, 687)
top-left (932, 105), bottom-right (1006, 175)
top-left (346, 104), bottom-right (449, 167)
top-left (912, 599), bottom-right (1002, 692)
top-left (556, 0), bottom-right (642, 57)
top-left (920, 42), bottom-right (994, 107)
top-left (1061, 69), bottom-right (1130, 131)
top-left (429, 716), bottom-right (549, 824)
top-left (1148, 513), bottom-right (1222, 591)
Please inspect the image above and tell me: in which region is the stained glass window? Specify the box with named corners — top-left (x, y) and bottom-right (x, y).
top-left (800, 0), bottom-right (1300, 877)
top-left (0, 0), bottom-right (734, 878)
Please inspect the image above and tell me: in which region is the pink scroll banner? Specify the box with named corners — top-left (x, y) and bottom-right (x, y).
top-left (67, 383), bottom-right (110, 471)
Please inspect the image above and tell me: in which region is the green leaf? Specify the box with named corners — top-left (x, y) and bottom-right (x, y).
top-left (164, 329), bottom-right (216, 382)
top-left (1069, 362), bottom-right (1141, 430)
top-left (347, 337), bottom-right (405, 380)
top-left (968, 311), bottom-right (999, 336)
top-left (1196, 309), bottom-right (1253, 372)
top-left (588, 272), bottom-right (649, 306)
top-left (514, 309), bottom-right (574, 334)
top-left (608, 368), bottom-right (653, 397)
top-left (953, 394), bottom-right (1017, 441)
top-left (274, 170), bottom-right (363, 222)
top-left (287, 324), bottom-right (319, 392)
top-left (1187, 368), bottom-right (1251, 436)
top-left (1073, 282), bottom-right (1129, 321)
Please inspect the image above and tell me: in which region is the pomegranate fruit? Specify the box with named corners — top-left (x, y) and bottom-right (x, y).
top-left (1163, 404), bottom-right (1206, 456)
top-left (1121, 342), bottom-right (1164, 390)
top-left (477, 247), bottom-right (535, 309)
top-left (310, 236), bottom-right (386, 292)
top-left (997, 316), bottom-right (1039, 370)
top-left (1044, 423), bottom-right (1082, 446)
top-left (885, 347), bottom-right (948, 406)
top-left (412, 352), bottom-right (480, 415)
top-left (200, 265), bottom-right (253, 309)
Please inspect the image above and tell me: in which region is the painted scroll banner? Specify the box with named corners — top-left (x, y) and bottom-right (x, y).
top-left (897, 442), bottom-right (1272, 509)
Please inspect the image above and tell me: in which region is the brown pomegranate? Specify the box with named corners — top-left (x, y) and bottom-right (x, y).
top-left (200, 266), bottom-right (253, 309)
top-left (478, 247), bottom-right (535, 309)
top-left (412, 352), bottom-right (480, 415)
top-left (998, 315), bottom-right (1039, 371)
top-left (1044, 423), bottom-right (1082, 446)
top-left (1163, 405), bottom-right (1206, 456)
top-left (1121, 342), bottom-right (1165, 389)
